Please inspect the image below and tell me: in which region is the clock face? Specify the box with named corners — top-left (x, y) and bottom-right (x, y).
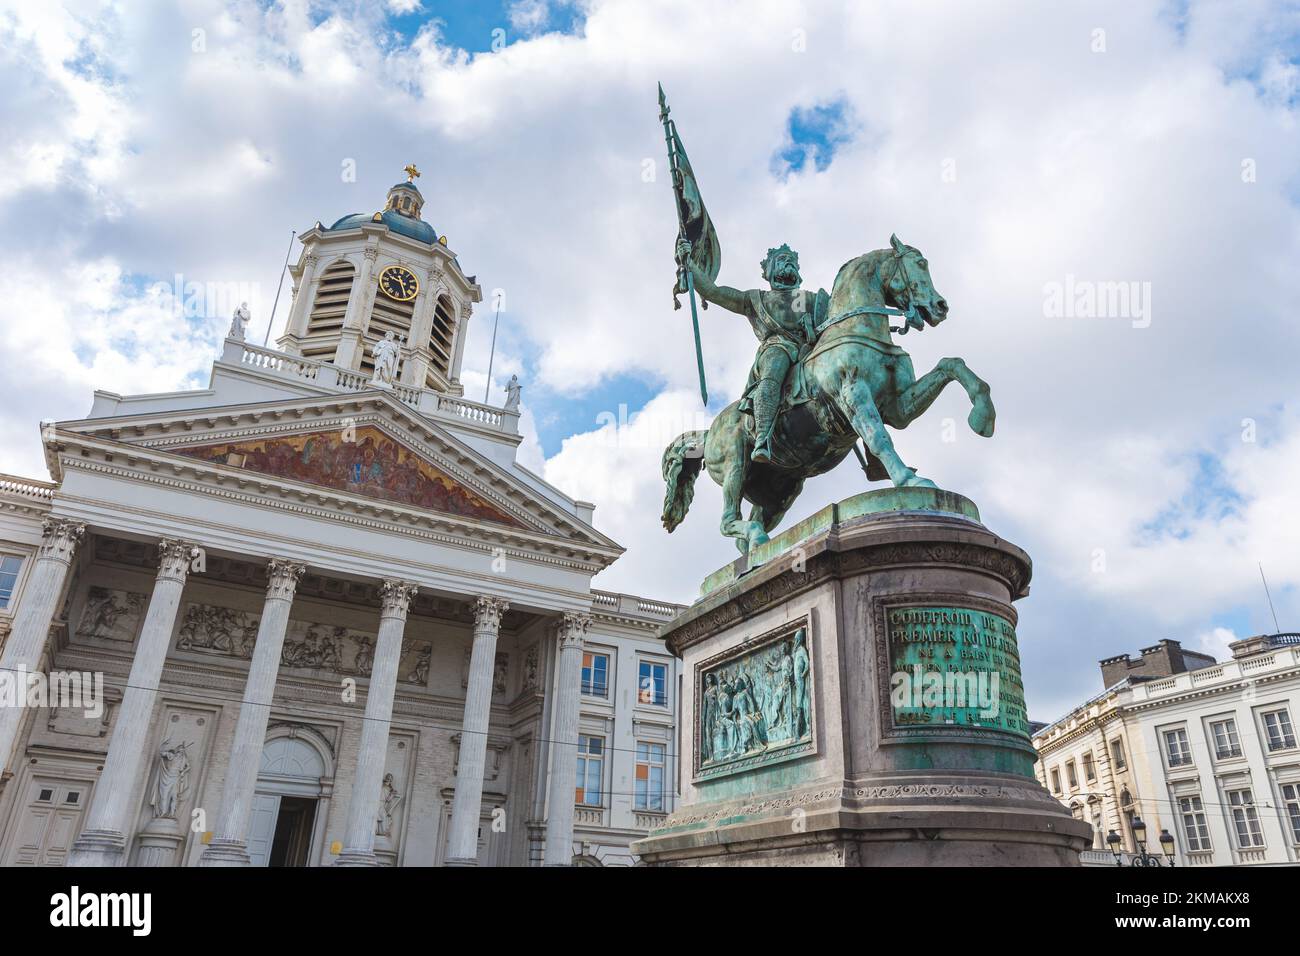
top-left (379, 265), bottom-right (419, 302)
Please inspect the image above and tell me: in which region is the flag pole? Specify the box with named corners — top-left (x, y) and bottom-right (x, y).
top-left (483, 293), bottom-right (502, 405)
top-left (659, 83), bottom-right (708, 407)
top-left (262, 228), bottom-right (297, 347)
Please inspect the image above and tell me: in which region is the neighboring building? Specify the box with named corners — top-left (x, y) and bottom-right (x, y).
top-left (1035, 636), bottom-right (1300, 866)
top-left (0, 171), bottom-right (683, 867)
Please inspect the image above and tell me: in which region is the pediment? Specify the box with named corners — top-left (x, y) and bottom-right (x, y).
top-left (45, 390), bottom-right (624, 564)
top-left (172, 424), bottom-right (525, 529)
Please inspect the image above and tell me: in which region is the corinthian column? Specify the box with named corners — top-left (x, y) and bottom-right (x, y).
top-left (0, 518), bottom-right (84, 775)
top-left (199, 558), bottom-right (306, 867)
top-left (543, 610), bottom-right (591, 867)
top-left (69, 538), bottom-right (198, 867)
top-left (445, 595), bottom-right (509, 866)
top-left (336, 579), bottom-right (418, 867)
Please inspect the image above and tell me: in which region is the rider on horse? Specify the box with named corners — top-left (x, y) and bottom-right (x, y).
top-left (677, 238), bottom-right (828, 463)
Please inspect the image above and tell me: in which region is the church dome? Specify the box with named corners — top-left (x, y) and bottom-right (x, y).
top-left (326, 209), bottom-right (438, 245)
top-left (325, 167), bottom-right (441, 245)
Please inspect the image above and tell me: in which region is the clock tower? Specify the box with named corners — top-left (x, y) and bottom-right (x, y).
top-left (276, 166), bottom-right (482, 396)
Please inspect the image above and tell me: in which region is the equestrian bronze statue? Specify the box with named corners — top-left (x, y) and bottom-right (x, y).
top-left (658, 88), bottom-right (996, 555)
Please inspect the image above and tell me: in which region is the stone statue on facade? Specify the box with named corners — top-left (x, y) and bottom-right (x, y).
top-left (659, 88), bottom-right (997, 554)
top-left (229, 302), bottom-right (251, 340)
top-left (503, 374), bottom-right (521, 411)
top-left (149, 739), bottom-right (191, 820)
top-left (369, 331), bottom-right (403, 387)
top-left (376, 773), bottom-right (402, 836)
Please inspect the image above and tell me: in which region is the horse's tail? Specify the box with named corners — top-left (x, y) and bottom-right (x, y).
top-left (661, 430), bottom-right (707, 532)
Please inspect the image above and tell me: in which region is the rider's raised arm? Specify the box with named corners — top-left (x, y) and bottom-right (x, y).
top-left (690, 270), bottom-right (751, 316)
top-left (677, 237), bottom-right (752, 316)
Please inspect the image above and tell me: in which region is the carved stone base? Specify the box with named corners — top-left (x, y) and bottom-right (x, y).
top-left (197, 838), bottom-right (252, 867)
top-left (135, 816), bottom-right (185, 867)
top-left (444, 856), bottom-right (478, 867)
top-left (334, 847), bottom-right (380, 867)
top-left (66, 828), bottom-right (128, 867)
top-left (633, 491), bottom-right (1091, 867)
top-left (634, 774), bottom-right (1086, 866)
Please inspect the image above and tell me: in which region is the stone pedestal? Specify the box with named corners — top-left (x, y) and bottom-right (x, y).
top-left (632, 488), bottom-right (1090, 867)
top-left (135, 816), bottom-right (185, 867)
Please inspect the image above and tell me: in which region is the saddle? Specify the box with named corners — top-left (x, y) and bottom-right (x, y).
top-left (737, 288), bottom-right (890, 480)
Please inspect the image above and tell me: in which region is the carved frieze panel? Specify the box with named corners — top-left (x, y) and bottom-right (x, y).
top-left (694, 617), bottom-right (815, 781)
top-left (461, 649), bottom-right (508, 695)
top-left (176, 603), bottom-right (261, 658)
top-left (75, 586), bottom-right (148, 643)
top-left (522, 643), bottom-right (539, 692)
top-left (174, 601), bottom-right (433, 684)
top-left (400, 638), bottom-right (432, 687)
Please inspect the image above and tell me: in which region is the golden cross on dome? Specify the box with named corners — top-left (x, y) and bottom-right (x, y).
top-left (404, 163), bottom-right (420, 183)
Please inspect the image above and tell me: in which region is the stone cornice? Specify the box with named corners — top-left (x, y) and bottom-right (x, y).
top-left (662, 514), bottom-right (1032, 657)
top-left (53, 469), bottom-right (609, 588)
top-left (0, 474), bottom-right (56, 521)
top-left (53, 646), bottom-right (515, 726)
top-left (1123, 668), bottom-right (1300, 714)
top-left (1033, 708), bottom-right (1125, 755)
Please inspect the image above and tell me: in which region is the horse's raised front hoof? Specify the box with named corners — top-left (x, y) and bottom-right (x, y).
top-left (968, 398), bottom-right (996, 438)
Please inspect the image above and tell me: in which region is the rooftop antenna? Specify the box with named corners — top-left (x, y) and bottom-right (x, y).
top-left (483, 291), bottom-right (503, 405)
top-left (262, 229), bottom-right (298, 347)
top-left (1259, 563), bottom-right (1282, 634)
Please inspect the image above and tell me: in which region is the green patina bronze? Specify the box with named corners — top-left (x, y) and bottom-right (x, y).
top-left (658, 88), bottom-right (996, 555)
top-left (885, 605), bottom-right (1030, 740)
top-left (698, 486), bottom-right (980, 596)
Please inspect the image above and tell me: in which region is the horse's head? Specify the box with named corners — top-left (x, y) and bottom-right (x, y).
top-left (884, 234), bottom-right (948, 332)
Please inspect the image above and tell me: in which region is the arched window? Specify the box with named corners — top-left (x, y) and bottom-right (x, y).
top-left (260, 736), bottom-right (327, 782)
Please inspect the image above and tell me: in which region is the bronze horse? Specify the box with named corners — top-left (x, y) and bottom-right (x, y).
top-left (662, 236), bottom-right (995, 554)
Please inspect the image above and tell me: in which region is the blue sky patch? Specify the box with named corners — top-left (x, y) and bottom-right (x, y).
top-left (773, 96), bottom-right (855, 178)
top-left (527, 371), bottom-right (661, 457)
top-left (389, 1), bottom-right (585, 53)
top-left (1139, 451), bottom-right (1244, 543)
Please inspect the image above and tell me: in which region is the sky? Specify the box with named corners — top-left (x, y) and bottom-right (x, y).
top-left (0, 0), bottom-right (1298, 723)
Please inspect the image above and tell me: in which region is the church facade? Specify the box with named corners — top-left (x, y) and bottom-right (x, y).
top-left (0, 173), bottom-right (683, 867)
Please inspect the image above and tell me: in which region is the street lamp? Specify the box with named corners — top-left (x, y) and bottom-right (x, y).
top-left (1107, 818), bottom-right (1176, 867)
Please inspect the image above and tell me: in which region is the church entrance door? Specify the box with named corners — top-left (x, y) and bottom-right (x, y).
top-left (247, 734), bottom-right (330, 867)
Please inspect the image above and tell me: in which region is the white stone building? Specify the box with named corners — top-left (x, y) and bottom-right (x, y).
top-left (1034, 636), bottom-right (1300, 866)
top-left (0, 173), bottom-right (684, 867)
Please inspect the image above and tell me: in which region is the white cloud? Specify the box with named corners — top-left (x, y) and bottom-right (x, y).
top-left (507, 0), bottom-right (550, 34)
top-left (1195, 626), bottom-right (1239, 661)
top-left (0, 0), bottom-right (1297, 720)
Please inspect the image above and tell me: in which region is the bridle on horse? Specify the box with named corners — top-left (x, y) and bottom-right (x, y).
top-left (814, 249), bottom-right (926, 337)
